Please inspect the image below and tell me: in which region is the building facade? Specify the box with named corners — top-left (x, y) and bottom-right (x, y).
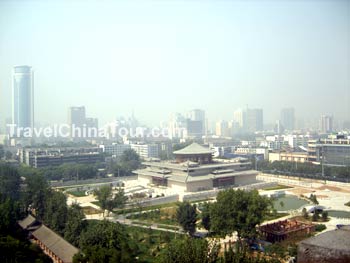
top-left (12, 65), bottom-right (34, 134)
top-left (308, 135), bottom-right (350, 166)
top-left (280, 108), bottom-right (295, 131)
top-left (136, 143), bottom-right (257, 192)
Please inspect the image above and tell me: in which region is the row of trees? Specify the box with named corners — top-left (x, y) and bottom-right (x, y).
top-left (256, 160), bottom-right (349, 179)
top-left (107, 149), bottom-right (141, 176)
top-left (159, 237), bottom-right (282, 263)
top-left (0, 165), bottom-right (51, 262)
top-left (0, 163), bottom-right (146, 262)
top-left (176, 189), bottom-right (273, 245)
top-left (0, 144), bottom-right (12, 160)
top-left (94, 185), bottom-right (128, 216)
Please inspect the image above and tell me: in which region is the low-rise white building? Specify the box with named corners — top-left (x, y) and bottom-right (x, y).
top-left (99, 143), bottom-right (131, 157)
top-left (131, 143), bottom-right (159, 159)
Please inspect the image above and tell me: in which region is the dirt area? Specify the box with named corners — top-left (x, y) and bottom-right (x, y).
top-left (82, 206), bottom-right (102, 215)
top-left (315, 195), bottom-right (329, 199)
top-left (289, 188), bottom-right (314, 195)
top-left (317, 185), bottom-right (350, 193)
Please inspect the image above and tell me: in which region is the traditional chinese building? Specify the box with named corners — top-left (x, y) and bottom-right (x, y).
top-left (137, 143), bottom-right (257, 192)
top-left (18, 215), bottom-right (79, 263)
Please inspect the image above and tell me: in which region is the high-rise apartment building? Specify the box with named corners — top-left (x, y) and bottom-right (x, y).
top-left (280, 108), bottom-right (295, 131)
top-left (233, 108), bottom-right (263, 133)
top-left (188, 109), bottom-right (206, 136)
top-left (215, 120), bottom-right (230, 137)
top-left (233, 108), bottom-right (245, 128)
top-left (12, 65), bottom-right (34, 134)
top-left (319, 115), bottom-right (333, 133)
top-left (245, 108), bottom-right (263, 133)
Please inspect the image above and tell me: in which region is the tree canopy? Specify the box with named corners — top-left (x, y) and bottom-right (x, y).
top-left (176, 202), bottom-right (197, 235)
top-left (210, 189), bottom-right (272, 239)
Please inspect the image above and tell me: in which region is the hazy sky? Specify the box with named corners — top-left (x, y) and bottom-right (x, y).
top-left (0, 0), bottom-right (349, 126)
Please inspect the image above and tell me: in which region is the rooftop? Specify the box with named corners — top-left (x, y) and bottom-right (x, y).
top-left (173, 143), bottom-right (213, 155)
top-left (18, 214), bottom-right (37, 230)
top-left (32, 225), bottom-right (79, 263)
top-left (300, 226), bottom-right (350, 251)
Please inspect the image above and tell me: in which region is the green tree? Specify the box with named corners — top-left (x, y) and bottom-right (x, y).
top-left (0, 145), bottom-right (4, 159)
top-left (113, 149), bottom-right (141, 176)
top-left (309, 194), bottom-right (319, 205)
top-left (5, 150), bottom-right (13, 160)
top-left (64, 203), bottom-right (86, 246)
top-left (94, 185), bottom-right (112, 213)
top-left (43, 191), bottom-right (68, 235)
top-left (76, 220), bottom-right (136, 263)
top-left (0, 165), bottom-right (21, 200)
top-left (112, 187), bottom-right (128, 209)
top-left (302, 207), bottom-right (309, 219)
top-left (321, 211), bottom-right (328, 221)
top-left (176, 202), bottom-right (197, 235)
top-left (201, 202), bottom-right (211, 231)
top-left (25, 173), bottom-right (50, 219)
top-left (160, 237), bottom-right (220, 263)
top-left (210, 189), bottom-right (272, 242)
top-left (94, 186), bottom-right (127, 216)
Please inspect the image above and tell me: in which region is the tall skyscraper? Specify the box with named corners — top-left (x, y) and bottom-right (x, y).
top-left (187, 109), bottom-right (206, 136)
top-left (233, 108), bottom-right (245, 129)
top-left (68, 106), bottom-right (86, 128)
top-left (12, 65), bottom-right (34, 133)
top-left (245, 108), bottom-right (263, 133)
top-left (68, 106), bottom-right (86, 138)
top-left (319, 115), bottom-right (333, 133)
top-left (280, 108), bottom-right (295, 131)
top-left (215, 120), bottom-right (230, 137)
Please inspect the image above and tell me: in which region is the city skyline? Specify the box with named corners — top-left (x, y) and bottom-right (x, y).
top-left (0, 0), bottom-right (349, 127)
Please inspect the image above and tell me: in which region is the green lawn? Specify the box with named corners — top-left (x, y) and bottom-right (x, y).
top-left (263, 184), bottom-right (293, 191)
top-left (127, 207), bottom-right (179, 226)
top-left (114, 202), bottom-right (179, 215)
top-left (264, 212), bottom-right (290, 221)
top-left (124, 225), bottom-right (185, 262)
top-left (68, 190), bottom-right (87, 197)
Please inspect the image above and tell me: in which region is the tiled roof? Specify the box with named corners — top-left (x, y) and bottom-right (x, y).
top-left (173, 143), bottom-right (212, 155)
top-left (18, 214), bottom-right (37, 230)
top-left (32, 225), bottom-right (79, 263)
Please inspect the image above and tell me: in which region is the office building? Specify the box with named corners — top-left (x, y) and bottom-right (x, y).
top-left (99, 143), bottom-right (131, 157)
top-left (12, 65), bottom-right (34, 134)
top-left (130, 143), bottom-right (159, 159)
top-left (18, 147), bottom-right (103, 168)
top-left (280, 108), bottom-right (295, 131)
top-left (68, 106), bottom-right (86, 128)
top-left (215, 120), bottom-right (230, 137)
top-left (245, 108), bottom-right (263, 133)
top-left (187, 109), bottom-right (206, 136)
top-left (308, 135), bottom-right (350, 166)
top-left (233, 109), bottom-right (245, 129)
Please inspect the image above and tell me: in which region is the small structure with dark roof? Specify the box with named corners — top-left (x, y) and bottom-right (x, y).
top-left (18, 214), bottom-right (39, 231)
top-left (173, 143), bottom-right (213, 164)
top-left (297, 226), bottom-right (350, 263)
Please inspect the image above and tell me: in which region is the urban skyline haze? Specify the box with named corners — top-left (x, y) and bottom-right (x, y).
top-left (0, 0), bottom-right (349, 127)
